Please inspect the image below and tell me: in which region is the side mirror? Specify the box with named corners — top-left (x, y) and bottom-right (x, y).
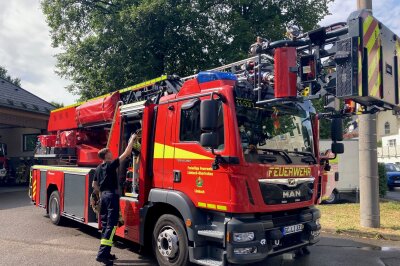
top-left (331, 142), bottom-right (344, 154)
top-left (200, 100), bottom-right (218, 131)
top-left (200, 132), bottom-right (218, 149)
top-left (331, 118), bottom-right (343, 142)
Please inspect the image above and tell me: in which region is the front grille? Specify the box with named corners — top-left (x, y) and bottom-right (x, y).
top-left (392, 176), bottom-right (400, 181)
top-left (259, 180), bottom-right (313, 205)
top-left (0, 162), bottom-right (3, 169)
top-left (271, 214), bottom-right (298, 227)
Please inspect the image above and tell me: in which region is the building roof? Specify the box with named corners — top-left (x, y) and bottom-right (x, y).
top-left (0, 77), bottom-right (55, 115)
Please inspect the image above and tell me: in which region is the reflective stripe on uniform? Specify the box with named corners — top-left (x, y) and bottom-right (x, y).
top-left (100, 226), bottom-right (117, 246)
top-left (100, 239), bottom-right (113, 246)
top-left (110, 226), bottom-right (117, 241)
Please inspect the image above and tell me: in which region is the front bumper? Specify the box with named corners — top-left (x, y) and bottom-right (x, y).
top-left (226, 208), bottom-right (321, 264)
top-left (388, 180), bottom-right (400, 187)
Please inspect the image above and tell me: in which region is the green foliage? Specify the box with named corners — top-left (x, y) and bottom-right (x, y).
top-left (378, 163), bottom-right (388, 198)
top-left (41, 0), bottom-right (331, 100)
top-left (377, 140), bottom-right (382, 148)
top-left (311, 98), bottom-right (331, 139)
top-left (50, 101), bottom-right (64, 108)
top-left (0, 66), bottom-right (21, 87)
top-left (311, 98), bottom-right (353, 139)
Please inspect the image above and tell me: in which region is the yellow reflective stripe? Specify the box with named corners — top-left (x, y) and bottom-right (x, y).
top-left (217, 205), bottom-right (227, 211)
top-left (363, 15), bottom-right (374, 35)
top-left (153, 143), bottom-right (213, 160)
top-left (100, 226), bottom-right (117, 246)
top-left (365, 25), bottom-right (379, 52)
top-left (164, 144), bottom-right (175, 159)
top-left (52, 75), bottom-right (168, 113)
top-left (207, 203), bottom-right (216, 209)
top-left (119, 75), bottom-right (168, 93)
top-left (370, 75), bottom-right (381, 98)
top-left (368, 50), bottom-right (380, 82)
top-left (110, 226), bottom-right (117, 242)
top-left (100, 239), bottom-right (113, 246)
top-left (198, 202), bottom-right (228, 211)
top-left (153, 143), bottom-right (165, 158)
top-left (198, 202), bottom-right (206, 207)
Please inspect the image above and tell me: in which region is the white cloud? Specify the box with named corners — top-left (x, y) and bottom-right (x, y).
top-left (320, 0), bottom-right (400, 35)
top-left (0, 0), bottom-right (77, 105)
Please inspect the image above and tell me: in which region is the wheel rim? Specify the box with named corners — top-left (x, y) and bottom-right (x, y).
top-left (326, 192), bottom-right (336, 203)
top-left (157, 226), bottom-right (179, 260)
top-left (49, 196), bottom-right (59, 220)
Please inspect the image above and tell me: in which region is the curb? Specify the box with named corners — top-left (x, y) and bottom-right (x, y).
top-left (322, 228), bottom-right (400, 241)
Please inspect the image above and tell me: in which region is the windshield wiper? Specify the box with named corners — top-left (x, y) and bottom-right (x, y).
top-left (258, 154), bottom-right (278, 163)
top-left (287, 151), bottom-right (317, 164)
top-left (258, 148), bottom-right (292, 164)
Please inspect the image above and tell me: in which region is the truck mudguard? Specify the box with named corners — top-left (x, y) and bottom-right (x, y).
top-left (140, 188), bottom-right (207, 244)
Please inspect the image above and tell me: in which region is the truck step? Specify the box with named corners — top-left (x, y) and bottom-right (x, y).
top-left (193, 258), bottom-right (223, 266)
top-left (197, 230), bottom-right (224, 239)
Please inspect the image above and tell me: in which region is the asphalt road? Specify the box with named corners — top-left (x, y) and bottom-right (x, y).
top-left (386, 187), bottom-right (400, 201)
top-left (1, 187), bottom-right (400, 266)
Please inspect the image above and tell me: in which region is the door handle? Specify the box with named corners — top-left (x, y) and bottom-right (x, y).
top-left (173, 170), bottom-right (181, 183)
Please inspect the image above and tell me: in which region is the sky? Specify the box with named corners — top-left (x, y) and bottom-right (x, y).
top-left (0, 0), bottom-right (399, 106)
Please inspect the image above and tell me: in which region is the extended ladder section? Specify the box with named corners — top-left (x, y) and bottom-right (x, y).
top-left (35, 75), bottom-right (181, 166)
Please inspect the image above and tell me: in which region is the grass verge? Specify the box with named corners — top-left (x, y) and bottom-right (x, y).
top-left (317, 201), bottom-right (400, 240)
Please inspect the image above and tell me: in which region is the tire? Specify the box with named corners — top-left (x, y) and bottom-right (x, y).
top-left (323, 191), bottom-right (338, 204)
top-left (388, 186), bottom-right (394, 191)
top-left (48, 190), bottom-right (62, 225)
top-left (152, 214), bottom-right (190, 266)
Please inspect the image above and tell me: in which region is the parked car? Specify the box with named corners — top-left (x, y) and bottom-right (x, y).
top-left (385, 163), bottom-right (400, 191)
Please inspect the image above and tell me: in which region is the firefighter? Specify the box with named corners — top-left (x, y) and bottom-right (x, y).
top-left (93, 133), bottom-right (137, 265)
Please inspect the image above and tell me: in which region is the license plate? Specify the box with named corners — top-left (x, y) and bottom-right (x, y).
top-left (282, 224), bottom-right (304, 235)
top-left (395, 181), bottom-right (400, 183)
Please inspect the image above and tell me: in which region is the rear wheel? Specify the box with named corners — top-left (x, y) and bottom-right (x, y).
top-left (323, 191), bottom-right (338, 204)
top-left (152, 214), bottom-right (189, 266)
top-left (49, 191), bottom-right (62, 225)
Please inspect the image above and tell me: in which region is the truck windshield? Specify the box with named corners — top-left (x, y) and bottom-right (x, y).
top-left (235, 98), bottom-right (314, 163)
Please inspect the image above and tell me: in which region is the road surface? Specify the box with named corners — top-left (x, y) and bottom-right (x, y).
top-left (1, 187), bottom-right (400, 266)
top-left (386, 187), bottom-right (400, 201)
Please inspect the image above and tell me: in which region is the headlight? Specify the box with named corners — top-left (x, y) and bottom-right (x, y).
top-left (234, 247), bottom-right (257, 255)
top-left (233, 232), bottom-right (255, 242)
top-left (315, 218), bottom-right (320, 226)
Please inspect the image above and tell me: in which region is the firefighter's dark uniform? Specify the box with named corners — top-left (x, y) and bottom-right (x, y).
top-left (94, 158), bottom-right (120, 260)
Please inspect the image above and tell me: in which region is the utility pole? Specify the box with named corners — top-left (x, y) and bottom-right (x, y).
top-left (357, 0), bottom-right (380, 228)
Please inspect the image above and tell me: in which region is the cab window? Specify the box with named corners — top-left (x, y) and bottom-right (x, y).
top-left (179, 99), bottom-right (224, 149)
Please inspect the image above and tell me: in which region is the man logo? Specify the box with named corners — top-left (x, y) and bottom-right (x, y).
top-left (260, 239), bottom-right (266, 245)
top-left (288, 178), bottom-right (297, 186)
top-left (282, 190), bottom-right (301, 199)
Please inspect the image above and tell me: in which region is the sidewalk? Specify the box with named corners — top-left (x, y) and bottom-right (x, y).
top-left (0, 186), bottom-right (28, 194)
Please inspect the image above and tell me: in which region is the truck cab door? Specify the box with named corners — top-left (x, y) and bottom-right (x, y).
top-left (170, 95), bottom-right (230, 210)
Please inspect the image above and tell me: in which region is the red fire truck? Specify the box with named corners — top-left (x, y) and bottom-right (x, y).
top-left (30, 10), bottom-right (400, 266)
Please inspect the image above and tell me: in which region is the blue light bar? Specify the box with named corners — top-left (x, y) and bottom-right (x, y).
top-left (197, 71), bottom-right (237, 84)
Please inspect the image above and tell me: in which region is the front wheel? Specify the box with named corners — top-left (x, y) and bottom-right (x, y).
top-left (152, 214), bottom-right (189, 266)
top-left (49, 190), bottom-right (62, 225)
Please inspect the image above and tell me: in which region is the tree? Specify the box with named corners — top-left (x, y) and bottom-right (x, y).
top-left (41, 0), bottom-right (331, 100)
top-left (0, 66), bottom-right (21, 87)
top-left (312, 98), bottom-right (353, 139)
top-left (50, 101), bottom-right (64, 108)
